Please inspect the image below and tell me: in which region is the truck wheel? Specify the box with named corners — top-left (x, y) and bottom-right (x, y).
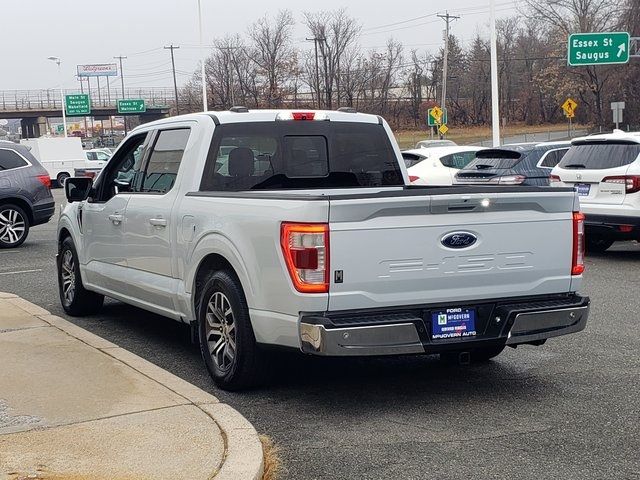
top-left (57, 236), bottom-right (104, 315)
top-left (56, 172), bottom-right (70, 187)
top-left (586, 237), bottom-right (614, 254)
top-left (197, 270), bottom-right (268, 391)
top-left (0, 204), bottom-right (30, 248)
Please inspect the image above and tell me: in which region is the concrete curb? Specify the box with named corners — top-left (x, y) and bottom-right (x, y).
top-left (0, 292), bottom-right (264, 480)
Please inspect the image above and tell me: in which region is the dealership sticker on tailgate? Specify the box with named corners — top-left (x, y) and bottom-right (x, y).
top-left (431, 308), bottom-right (477, 340)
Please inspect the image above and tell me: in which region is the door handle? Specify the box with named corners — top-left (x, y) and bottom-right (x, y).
top-left (108, 214), bottom-right (123, 225)
top-left (149, 218), bottom-right (167, 227)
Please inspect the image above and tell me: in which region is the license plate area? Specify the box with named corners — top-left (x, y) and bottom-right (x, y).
top-left (431, 308), bottom-right (478, 340)
top-left (575, 183), bottom-right (591, 196)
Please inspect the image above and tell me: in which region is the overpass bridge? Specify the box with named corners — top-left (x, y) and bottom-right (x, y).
top-left (0, 88), bottom-right (174, 137)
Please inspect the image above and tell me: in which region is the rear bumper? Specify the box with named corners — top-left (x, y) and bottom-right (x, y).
top-left (584, 214), bottom-right (640, 239)
top-left (299, 294), bottom-right (589, 356)
top-left (32, 200), bottom-right (55, 226)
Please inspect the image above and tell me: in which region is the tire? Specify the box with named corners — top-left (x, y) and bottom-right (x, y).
top-left (56, 172), bottom-right (70, 187)
top-left (197, 270), bottom-right (268, 391)
top-left (440, 345), bottom-right (505, 364)
top-left (0, 204), bottom-right (30, 248)
top-left (57, 236), bottom-right (104, 315)
top-left (585, 237), bottom-right (614, 254)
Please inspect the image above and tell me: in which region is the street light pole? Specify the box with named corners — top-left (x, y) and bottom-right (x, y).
top-left (197, 0), bottom-right (208, 111)
top-left (490, 0), bottom-right (501, 147)
top-left (47, 56), bottom-right (67, 137)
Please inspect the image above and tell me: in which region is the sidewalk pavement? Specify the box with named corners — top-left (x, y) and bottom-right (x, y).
top-left (0, 292), bottom-right (264, 480)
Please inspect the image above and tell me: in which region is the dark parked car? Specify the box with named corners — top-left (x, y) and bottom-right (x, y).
top-left (454, 142), bottom-right (570, 186)
top-left (0, 141), bottom-right (55, 248)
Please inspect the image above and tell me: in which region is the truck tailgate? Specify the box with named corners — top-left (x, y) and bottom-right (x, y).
top-left (328, 189), bottom-right (577, 311)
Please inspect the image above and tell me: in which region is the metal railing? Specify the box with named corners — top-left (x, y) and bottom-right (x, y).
top-left (0, 88), bottom-right (173, 111)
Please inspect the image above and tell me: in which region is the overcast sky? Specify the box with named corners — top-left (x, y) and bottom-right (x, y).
top-left (1, 0), bottom-right (521, 92)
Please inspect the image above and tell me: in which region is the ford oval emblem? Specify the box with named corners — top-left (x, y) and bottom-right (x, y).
top-left (441, 232), bottom-right (478, 249)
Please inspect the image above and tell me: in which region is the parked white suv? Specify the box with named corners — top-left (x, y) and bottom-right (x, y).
top-left (57, 109), bottom-right (589, 390)
top-left (403, 146), bottom-right (486, 185)
top-left (551, 131), bottom-right (640, 252)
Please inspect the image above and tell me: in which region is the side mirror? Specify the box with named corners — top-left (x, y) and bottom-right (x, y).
top-left (113, 178), bottom-right (131, 194)
top-left (65, 177), bottom-right (93, 203)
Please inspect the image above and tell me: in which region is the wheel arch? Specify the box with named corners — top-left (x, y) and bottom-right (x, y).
top-left (0, 196), bottom-right (34, 225)
top-left (192, 251), bottom-right (253, 313)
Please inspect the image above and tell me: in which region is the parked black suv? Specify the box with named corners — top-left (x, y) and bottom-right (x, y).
top-left (454, 142), bottom-right (570, 186)
top-left (0, 141), bottom-right (55, 248)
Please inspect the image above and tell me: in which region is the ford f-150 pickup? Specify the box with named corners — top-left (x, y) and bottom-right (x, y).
top-left (57, 109), bottom-right (590, 390)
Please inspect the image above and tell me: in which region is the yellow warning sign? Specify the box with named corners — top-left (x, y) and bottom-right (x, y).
top-left (562, 98), bottom-right (578, 117)
top-left (438, 124), bottom-right (449, 135)
top-left (431, 106), bottom-right (443, 123)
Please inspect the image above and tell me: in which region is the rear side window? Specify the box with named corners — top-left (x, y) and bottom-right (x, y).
top-left (558, 143), bottom-right (640, 170)
top-left (539, 148), bottom-right (569, 168)
top-left (0, 149), bottom-right (28, 170)
top-left (139, 129), bottom-right (190, 194)
top-left (201, 122), bottom-right (403, 191)
top-left (440, 151), bottom-right (478, 169)
top-left (402, 153), bottom-right (425, 168)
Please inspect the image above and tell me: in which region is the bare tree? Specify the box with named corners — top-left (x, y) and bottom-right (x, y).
top-left (249, 10), bottom-right (295, 107)
top-left (304, 9), bottom-right (361, 108)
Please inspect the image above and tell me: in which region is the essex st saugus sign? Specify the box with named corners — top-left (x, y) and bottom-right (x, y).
top-left (568, 32), bottom-right (630, 66)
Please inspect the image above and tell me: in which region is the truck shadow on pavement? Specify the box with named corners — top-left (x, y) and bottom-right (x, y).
top-left (81, 300), bottom-right (555, 407)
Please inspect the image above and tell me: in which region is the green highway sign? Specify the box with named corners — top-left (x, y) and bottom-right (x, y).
top-left (56, 124), bottom-right (64, 133)
top-left (427, 107), bottom-right (447, 127)
top-left (568, 32), bottom-right (630, 66)
top-left (65, 94), bottom-right (91, 115)
top-left (117, 99), bottom-right (146, 114)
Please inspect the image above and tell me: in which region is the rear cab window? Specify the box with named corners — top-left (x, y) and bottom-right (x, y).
top-left (201, 122), bottom-right (403, 191)
top-left (558, 142), bottom-right (640, 170)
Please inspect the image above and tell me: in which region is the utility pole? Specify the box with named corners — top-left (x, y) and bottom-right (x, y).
top-left (164, 44), bottom-right (181, 114)
top-left (114, 55), bottom-right (128, 135)
top-left (306, 37), bottom-right (325, 109)
top-left (218, 46), bottom-right (239, 107)
top-left (197, 0), bottom-right (208, 111)
top-left (437, 11), bottom-right (459, 136)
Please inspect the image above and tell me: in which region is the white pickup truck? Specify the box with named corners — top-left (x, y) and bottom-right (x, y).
top-left (57, 109), bottom-right (590, 390)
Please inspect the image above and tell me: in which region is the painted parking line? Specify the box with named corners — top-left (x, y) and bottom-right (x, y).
top-left (0, 269), bottom-right (43, 276)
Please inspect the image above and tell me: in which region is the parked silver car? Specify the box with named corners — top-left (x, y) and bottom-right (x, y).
top-left (0, 142), bottom-right (55, 248)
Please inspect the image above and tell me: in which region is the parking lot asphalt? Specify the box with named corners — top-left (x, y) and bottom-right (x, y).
top-left (1, 189), bottom-right (639, 480)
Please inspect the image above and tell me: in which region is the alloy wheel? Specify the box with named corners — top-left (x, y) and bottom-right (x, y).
top-left (60, 249), bottom-right (76, 305)
top-left (205, 291), bottom-right (237, 371)
top-left (0, 208), bottom-right (26, 245)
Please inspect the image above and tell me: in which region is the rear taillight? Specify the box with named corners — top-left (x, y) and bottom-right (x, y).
top-left (549, 174), bottom-right (561, 183)
top-left (572, 212), bottom-right (585, 276)
top-left (36, 175), bottom-right (51, 189)
top-left (408, 175), bottom-right (419, 183)
top-left (280, 223), bottom-right (329, 293)
top-left (489, 175), bottom-right (526, 185)
top-left (601, 175), bottom-right (640, 194)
